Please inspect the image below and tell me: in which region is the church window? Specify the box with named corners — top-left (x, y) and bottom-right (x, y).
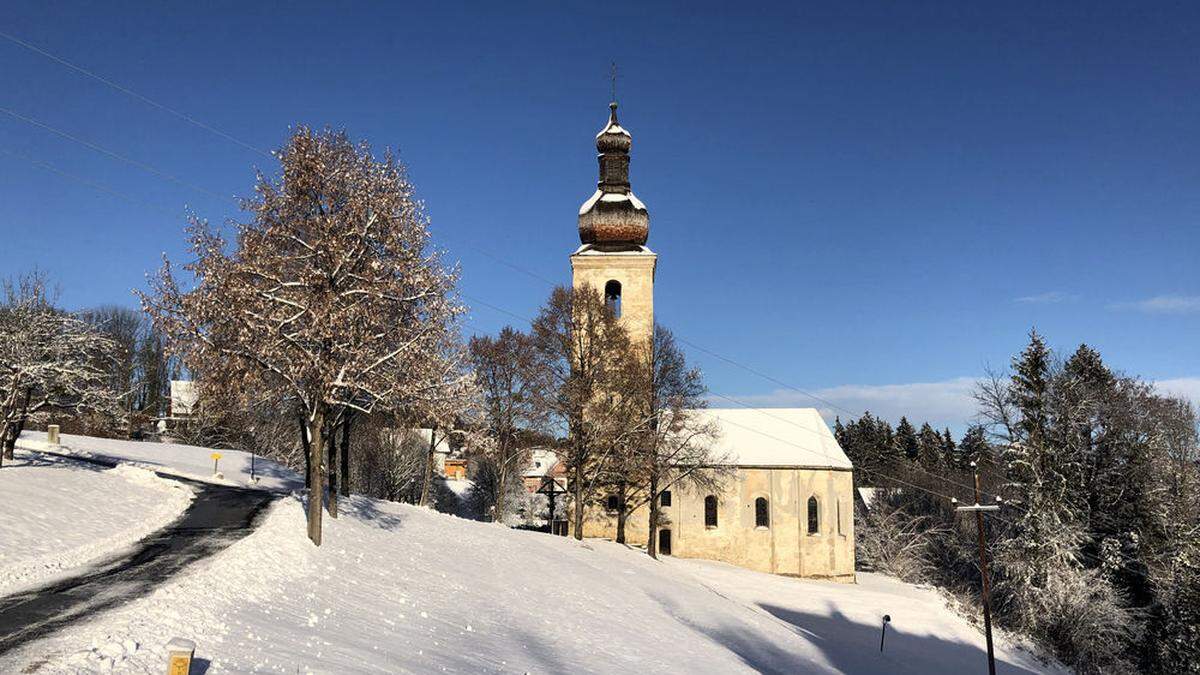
top-left (704, 495), bottom-right (718, 528)
top-left (755, 497), bottom-right (769, 528)
top-left (604, 280), bottom-right (622, 318)
top-left (807, 496), bottom-right (820, 535)
top-left (837, 501), bottom-right (844, 535)
top-left (606, 494), bottom-right (619, 512)
top-left (660, 490), bottom-right (672, 507)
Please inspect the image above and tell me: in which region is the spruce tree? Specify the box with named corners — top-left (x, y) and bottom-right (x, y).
top-left (916, 422), bottom-right (944, 471)
top-left (895, 416), bottom-right (919, 461)
top-left (940, 427), bottom-right (957, 468)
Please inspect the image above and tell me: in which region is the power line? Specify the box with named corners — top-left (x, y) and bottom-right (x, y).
top-left (0, 29), bottom-right (272, 159)
top-left (0, 106), bottom-right (232, 202)
top-left (0, 147), bottom-right (183, 215)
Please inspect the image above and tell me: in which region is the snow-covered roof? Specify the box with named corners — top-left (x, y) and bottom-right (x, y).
top-left (170, 380), bottom-right (198, 416)
top-left (689, 408), bottom-right (853, 469)
top-left (571, 244), bottom-right (656, 256)
top-left (412, 428), bottom-right (451, 454)
top-left (524, 448), bottom-right (561, 478)
top-left (578, 189), bottom-right (647, 216)
top-left (857, 487), bottom-right (880, 510)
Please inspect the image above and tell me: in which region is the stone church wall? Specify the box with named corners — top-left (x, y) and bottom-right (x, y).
top-left (581, 467), bottom-right (856, 582)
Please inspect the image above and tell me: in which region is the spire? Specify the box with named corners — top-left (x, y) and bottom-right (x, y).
top-left (578, 100), bottom-right (649, 248)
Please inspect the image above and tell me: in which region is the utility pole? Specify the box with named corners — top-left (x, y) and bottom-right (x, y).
top-left (954, 462), bottom-right (999, 675)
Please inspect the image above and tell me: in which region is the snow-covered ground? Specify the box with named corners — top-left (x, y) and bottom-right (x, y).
top-left (0, 451), bottom-right (193, 596)
top-left (2, 434), bottom-right (1063, 674)
top-left (17, 430), bottom-right (300, 491)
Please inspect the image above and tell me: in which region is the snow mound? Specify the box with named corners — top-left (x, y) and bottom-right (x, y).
top-left (0, 451), bottom-right (193, 595)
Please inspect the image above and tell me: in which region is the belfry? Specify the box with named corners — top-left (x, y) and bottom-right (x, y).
top-left (570, 101), bottom-right (656, 344)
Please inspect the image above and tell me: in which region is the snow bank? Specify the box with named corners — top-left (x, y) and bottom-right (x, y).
top-left (0, 451), bottom-right (193, 595)
top-left (1, 484), bottom-right (1062, 674)
top-left (16, 430), bottom-right (301, 491)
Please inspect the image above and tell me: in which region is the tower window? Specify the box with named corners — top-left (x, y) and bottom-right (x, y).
top-left (704, 495), bottom-right (718, 528)
top-left (606, 494), bottom-right (619, 512)
top-left (660, 490), bottom-right (672, 507)
top-left (755, 497), bottom-right (769, 528)
top-left (604, 280), bottom-right (622, 318)
top-left (807, 496), bottom-right (820, 535)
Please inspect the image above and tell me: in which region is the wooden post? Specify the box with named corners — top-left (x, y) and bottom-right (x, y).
top-left (955, 464), bottom-right (999, 675)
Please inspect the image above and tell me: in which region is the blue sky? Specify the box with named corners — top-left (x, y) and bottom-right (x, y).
top-left (2, 2), bottom-right (1197, 432)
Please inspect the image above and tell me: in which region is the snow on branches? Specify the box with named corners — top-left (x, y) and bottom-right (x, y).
top-left (140, 127), bottom-right (470, 544)
top-left (0, 272), bottom-right (120, 464)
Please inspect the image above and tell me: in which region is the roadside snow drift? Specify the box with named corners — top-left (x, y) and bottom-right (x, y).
top-left (0, 451), bottom-right (192, 595)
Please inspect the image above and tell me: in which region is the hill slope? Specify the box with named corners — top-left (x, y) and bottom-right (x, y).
top-left (2, 435), bottom-right (1061, 674)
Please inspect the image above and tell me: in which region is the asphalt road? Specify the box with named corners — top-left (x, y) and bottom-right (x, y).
top-left (0, 455), bottom-right (277, 655)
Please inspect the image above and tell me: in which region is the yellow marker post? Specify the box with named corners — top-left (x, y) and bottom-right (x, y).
top-left (211, 452), bottom-right (222, 475)
top-left (165, 637), bottom-right (195, 674)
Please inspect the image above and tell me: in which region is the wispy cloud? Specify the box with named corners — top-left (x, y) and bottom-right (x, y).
top-left (1110, 295), bottom-right (1200, 315)
top-left (1014, 291), bottom-right (1077, 305)
top-left (1154, 378), bottom-right (1200, 408)
top-left (724, 376), bottom-right (981, 431)
top-left (724, 375), bottom-right (1200, 434)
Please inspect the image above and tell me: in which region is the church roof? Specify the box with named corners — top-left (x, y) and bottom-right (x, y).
top-left (689, 407), bottom-right (854, 469)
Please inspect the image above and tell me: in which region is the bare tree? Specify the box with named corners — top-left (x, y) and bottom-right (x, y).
top-left (140, 127), bottom-right (467, 545)
top-left (0, 272), bottom-right (120, 463)
top-left (530, 284), bottom-right (636, 540)
top-left (469, 326), bottom-right (544, 521)
top-left (629, 325), bottom-right (727, 558)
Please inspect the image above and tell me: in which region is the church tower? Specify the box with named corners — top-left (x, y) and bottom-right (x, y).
top-left (571, 101), bottom-right (656, 343)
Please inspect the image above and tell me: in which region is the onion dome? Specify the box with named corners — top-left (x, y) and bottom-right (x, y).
top-left (578, 102), bottom-right (649, 247)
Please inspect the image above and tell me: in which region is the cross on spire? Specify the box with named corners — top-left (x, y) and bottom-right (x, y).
top-left (610, 61), bottom-right (618, 104)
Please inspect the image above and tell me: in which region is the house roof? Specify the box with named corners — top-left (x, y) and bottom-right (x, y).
top-left (524, 448), bottom-right (561, 478)
top-left (688, 408), bottom-right (853, 469)
top-left (412, 428), bottom-right (451, 454)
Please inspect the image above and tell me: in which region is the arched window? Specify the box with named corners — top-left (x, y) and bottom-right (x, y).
top-left (660, 490), bottom-right (672, 507)
top-left (606, 494), bottom-right (619, 512)
top-left (807, 496), bottom-right (820, 534)
top-left (704, 495), bottom-right (718, 528)
top-left (755, 497), bottom-right (769, 528)
top-left (604, 280), bottom-right (622, 318)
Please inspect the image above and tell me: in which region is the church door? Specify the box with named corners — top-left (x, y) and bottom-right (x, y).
top-left (658, 529), bottom-right (672, 556)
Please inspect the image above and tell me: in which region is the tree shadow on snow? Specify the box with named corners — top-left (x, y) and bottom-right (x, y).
top-left (648, 593), bottom-right (817, 674)
top-left (2, 453), bottom-right (106, 472)
top-left (647, 592), bottom-right (1046, 675)
top-left (758, 602), bottom-right (1047, 675)
top-left (341, 496), bottom-right (406, 531)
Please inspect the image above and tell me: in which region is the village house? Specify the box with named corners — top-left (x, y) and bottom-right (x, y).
top-left (564, 100), bottom-right (857, 580)
top-left (522, 448), bottom-right (566, 493)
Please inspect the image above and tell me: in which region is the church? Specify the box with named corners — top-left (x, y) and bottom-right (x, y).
top-left (567, 100), bottom-right (857, 582)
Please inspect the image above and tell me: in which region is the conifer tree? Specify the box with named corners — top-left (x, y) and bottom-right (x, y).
top-left (916, 422), bottom-right (944, 471)
top-left (895, 416), bottom-right (919, 461)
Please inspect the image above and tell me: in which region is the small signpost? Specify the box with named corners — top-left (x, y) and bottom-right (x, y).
top-left (954, 462), bottom-right (1000, 675)
top-left (210, 452), bottom-right (222, 476)
top-left (165, 637), bottom-right (195, 674)
top-left (880, 614), bottom-right (891, 652)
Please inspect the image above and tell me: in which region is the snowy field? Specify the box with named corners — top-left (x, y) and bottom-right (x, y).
top-left (0, 451), bottom-right (193, 596)
top-left (16, 430), bottom-right (300, 491)
top-left (2, 434), bottom-right (1063, 674)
